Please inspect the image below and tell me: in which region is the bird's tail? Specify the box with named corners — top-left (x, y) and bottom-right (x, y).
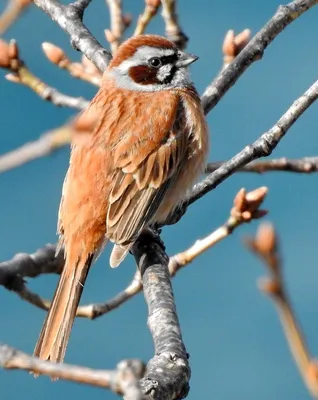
top-left (33, 254), bottom-right (92, 370)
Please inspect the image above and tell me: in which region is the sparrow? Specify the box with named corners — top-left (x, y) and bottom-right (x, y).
top-left (34, 34), bottom-right (209, 365)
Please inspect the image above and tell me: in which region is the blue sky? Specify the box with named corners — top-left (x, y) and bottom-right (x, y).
top-left (0, 1), bottom-right (318, 399)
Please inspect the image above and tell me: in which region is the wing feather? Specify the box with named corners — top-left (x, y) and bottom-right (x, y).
top-left (106, 94), bottom-right (188, 245)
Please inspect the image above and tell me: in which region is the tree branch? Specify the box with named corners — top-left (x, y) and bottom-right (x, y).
top-left (2, 1), bottom-right (318, 398)
top-left (132, 229), bottom-right (190, 399)
top-left (160, 0), bottom-right (188, 49)
top-left (134, 0), bottom-right (161, 36)
top-left (105, 0), bottom-right (131, 53)
top-left (0, 0), bottom-right (32, 35)
top-left (31, 0), bottom-right (317, 110)
top-left (42, 42), bottom-right (102, 87)
top-left (0, 39), bottom-right (89, 110)
top-left (0, 343), bottom-right (145, 396)
top-left (221, 29), bottom-right (251, 71)
top-left (206, 157), bottom-right (318, 174)
top-left (0, 244), bottom-right (61, 315)
top-left (0, 125), bottom-right (73, 174)
top-left (0, 187), bottom-right (267, 321)
top-left (169, 187), bottom-right (267, 274)
top-left (244, 223), bottom-right (318, 398)
top-left (0, 244), bottom-right (62, 282)
top-left (33, 0), bottom-right (112, 72)
top-left (201, 0), bottom-right (318, 114)
top-left (186, 78), bottom-right (318, 210)
top-left (77, 270), bottom-right (142, 319)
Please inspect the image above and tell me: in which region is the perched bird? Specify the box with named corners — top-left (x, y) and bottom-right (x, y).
top-left (34, 34), bottom-right (209, 365)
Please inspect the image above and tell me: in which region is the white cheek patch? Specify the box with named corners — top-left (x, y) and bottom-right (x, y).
top-left (157, 64), bottom-right (173, 82)
top-left (116, 58), bottom-right (139, 74)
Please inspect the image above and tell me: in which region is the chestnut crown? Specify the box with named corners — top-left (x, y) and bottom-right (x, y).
top-left (108, 35), bottom-right (198, 92)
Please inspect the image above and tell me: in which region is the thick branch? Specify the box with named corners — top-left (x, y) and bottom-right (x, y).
top-left (33, 0), bottom-right (112, 72)
top-left (0, 244), bottom-right (61, 316)
top-left (0, 344), bottom-right (144, 396)
top-left (201, 0), bottom-right (318, 114)
top-left (132, 230), bottom-right (190, 399)
top-left (0, 244), bottom-right (62, 283)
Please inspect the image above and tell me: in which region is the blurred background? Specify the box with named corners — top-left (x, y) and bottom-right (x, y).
top-left (0, 0), bottom-right (318, 399)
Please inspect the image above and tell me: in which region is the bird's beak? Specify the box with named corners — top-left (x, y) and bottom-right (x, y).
top-left (175, 51), bottom-right (199, 68)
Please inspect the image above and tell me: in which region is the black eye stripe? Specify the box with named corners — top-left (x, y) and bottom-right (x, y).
top-left (160, 54), bottom-right (178, 65)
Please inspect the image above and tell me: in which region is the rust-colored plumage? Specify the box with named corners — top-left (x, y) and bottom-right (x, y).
top-left (34, 35), bottom-right (209, 366)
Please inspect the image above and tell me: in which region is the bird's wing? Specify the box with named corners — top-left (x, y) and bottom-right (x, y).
top-left (106, 92), bottom-right (188, 244)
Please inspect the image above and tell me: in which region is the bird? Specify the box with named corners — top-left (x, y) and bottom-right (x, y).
top-left (33, 34), bottom-right (209, 366)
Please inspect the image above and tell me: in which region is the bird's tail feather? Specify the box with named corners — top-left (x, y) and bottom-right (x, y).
top-left (33, 255), bottom-right (92, 374)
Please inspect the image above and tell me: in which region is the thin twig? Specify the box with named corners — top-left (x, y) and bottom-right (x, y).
top-left (33, 0), bottom-right (112, 72)
top-left (0, 0), bottom-right (32, 35)
top-left (77, 270), bottom-right (142, 319)
top-left (105, 0), bottom-right (131, 53)
top-left (0, 39), bottom-right (89, 109)
top-left (169, 187), bottom-right (267, 275)
top-left (201, 0), bottom-right (318, 114)
top-left (0, 125), bottom-right (73, 174)
top-left (160, 0), bottom-right (188, 49)
top-left (42, 42), bottom-right (102, 86)
top-left (206, 157), bottom-right (318, 174)
top-left (134, 0), bottom-right (161, 36)
top-left (0, 343), bottom-right (145, 395)
top-left (221, 29), bottom-right (251, 71)
top-left (244, 223), bottom-right (318, 398)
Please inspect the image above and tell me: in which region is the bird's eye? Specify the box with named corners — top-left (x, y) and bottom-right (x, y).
top-left (149, 57), bottom-right (162, 68)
